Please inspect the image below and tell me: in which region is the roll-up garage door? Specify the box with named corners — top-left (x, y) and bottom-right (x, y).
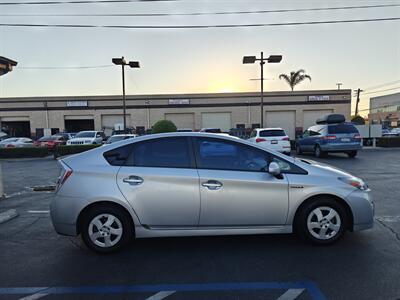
top-left (64, 115), bottom-right (94, 132)
top-left (265, 111), bottom-right (296, 139)
top-left (303, 110), bottom-right (334, 130)
top-left (101, 115), bottom-right (131, 136)
top-left (165, 113), bottom-right (195, 130)
top-left (201, 112), bottom-right (231, 132)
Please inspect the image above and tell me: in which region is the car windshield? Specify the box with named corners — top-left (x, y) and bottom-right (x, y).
top-left (1, 138), bottom-right (18, 143)
top-left (75, 132), bottom-right (96, 138)
top-left (328, 124), bottom-right (358, 134)
top-left (39, 136), bottom-right (57, 141)
top-left (259, 130), bottom-right (286, 137)
top-left (107, 136), bottom-right (127, 143)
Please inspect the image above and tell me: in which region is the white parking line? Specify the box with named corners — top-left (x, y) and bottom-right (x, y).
top-left (276, 288), bottom-right (305, 300)
top-left (27, 211), bottom-right (50, 214)
top-left (145, 290), bottom-right (176, 300)
top-left (18, 292), bottom-right (49, 300)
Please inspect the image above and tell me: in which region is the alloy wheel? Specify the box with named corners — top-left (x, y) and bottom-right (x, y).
top-left (306, 206), bottom-right (342, 240)
top-left (88, 214), bottom-right (123, 248)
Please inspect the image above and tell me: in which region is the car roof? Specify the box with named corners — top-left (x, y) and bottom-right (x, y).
top-left (110, 134), bottom-right (136, 137)
top-left (255, 128), bottom-right (284, 131)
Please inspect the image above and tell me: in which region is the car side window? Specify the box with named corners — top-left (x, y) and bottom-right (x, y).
top-left (303, 130), bottom-right (310, 137)
top-left (129, 137), bottom-right (192, 168)
top-left (250, 130), bottom-right (256, 138)
top-left (195, 138), bottom-right (269, 172)
top-left (309, 130), bottom-right (321, 136)
top-left (103, 144), bottom-right (134, 166)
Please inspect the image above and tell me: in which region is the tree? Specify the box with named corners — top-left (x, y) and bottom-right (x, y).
top-left (152, 120), bottom-right (177, 134)
top-left (351, 115), bottom-right (365, 125)
top-left (279, 69), bottom-right (311, 91)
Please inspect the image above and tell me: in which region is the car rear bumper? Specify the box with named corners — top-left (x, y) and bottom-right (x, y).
top-left (321, 143), bottom-right (362, 152)
top-left (50, 194), bottom-right (88, 236)
top-left (258, 141), bottom-right (291, 153)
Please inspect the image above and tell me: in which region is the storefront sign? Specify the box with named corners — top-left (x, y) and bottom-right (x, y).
top-left (169, 99), bottom-right (190, 105)
top-left (308, 95), bottom-right (330, 101)
top-left (66, 100), bottom-right (88, 107)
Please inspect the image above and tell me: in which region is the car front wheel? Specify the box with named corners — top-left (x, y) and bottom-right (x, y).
top-left (296, 198), bottom-right (347, 245)
top-left (80, 205), bottom-right (133, 253)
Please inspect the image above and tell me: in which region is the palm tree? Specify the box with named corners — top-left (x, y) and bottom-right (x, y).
top-left (279, 69), bottom-right (311, 91)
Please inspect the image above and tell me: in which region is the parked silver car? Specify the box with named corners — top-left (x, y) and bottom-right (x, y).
top-left (0, 137), bottom-right (34, 148)
top-left (51, 133), bottom-right (374, 253)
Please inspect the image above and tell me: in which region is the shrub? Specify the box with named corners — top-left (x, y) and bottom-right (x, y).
top-left (376, 137), bottom-right (400, 147)
top-left (351, 115), bottom-right (365, 125)
top-left (0, 147), bottom-right (49, 158)
top-left (152, 120), bottom-right (177, 134)
top-left (54, 144), bottom-right (102, 159)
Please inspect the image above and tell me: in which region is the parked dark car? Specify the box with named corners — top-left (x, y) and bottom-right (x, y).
top-left (296, 114), bottom-right (362, 158)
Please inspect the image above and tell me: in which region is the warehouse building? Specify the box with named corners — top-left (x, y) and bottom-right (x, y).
top-left (368, 92), bottom-right (400, 128)
top-left (0, 89), bottom-right (351, 139)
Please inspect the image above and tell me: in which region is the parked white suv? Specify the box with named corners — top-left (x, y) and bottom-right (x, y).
top-left (248, 128), bottom-right (291, 155)
top-left (67, 131), bottom-right (106, 145)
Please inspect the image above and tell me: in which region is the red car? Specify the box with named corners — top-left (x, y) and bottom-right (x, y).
top-left (34, 135), bottom-right (66, 150)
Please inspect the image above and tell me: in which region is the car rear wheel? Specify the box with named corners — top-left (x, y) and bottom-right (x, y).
top-left (81, 205), bottom-right (133, 253)
top-left (347, 150), bottom-right (357, 158)
top-left (296, 143), bottom-right (302, 155)
top-left (296, 198), bottom-right (347, 245)
top-left (314, 145), bottom-right (325, 158)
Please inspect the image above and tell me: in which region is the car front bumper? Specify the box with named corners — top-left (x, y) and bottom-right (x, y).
top-left (345, 189), bottom-right (374, 231)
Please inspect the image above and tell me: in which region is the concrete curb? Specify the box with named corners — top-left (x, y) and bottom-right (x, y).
top-left (0, 209), bottom-right (18, 224)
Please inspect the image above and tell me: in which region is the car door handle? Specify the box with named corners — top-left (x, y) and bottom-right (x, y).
top-left (123, 176), bottom-right (143, 185)
top-left (202, 180), bottom-right (222, 190)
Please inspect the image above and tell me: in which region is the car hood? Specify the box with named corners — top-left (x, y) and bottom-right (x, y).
top-left (295, 157), bottom-right (355, 178)
top-left (69, 137), bottom-right (94, 141)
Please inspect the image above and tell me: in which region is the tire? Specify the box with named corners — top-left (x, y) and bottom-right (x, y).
top-left (296, 144), bottom-right (302, 155)
top-left (314, 145), bottom-right (325, 158)
top-left (347, 150), bottom-right (357, 158)
top-left (295, 197), bottom-right (348, 245)
top-left (80, 205), bottom-right (134, 253)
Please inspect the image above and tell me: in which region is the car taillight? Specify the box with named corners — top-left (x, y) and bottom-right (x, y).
top-left (256, 138), bottom-right (266, 143)
top-left (323, 135), bottom-right (337, 140)
top-left (59, 169), bottom-right (73, 186)
top-left (6, 144), bottom-right (15, 148)
top-left (282, 137), bottom-right (289, 141)
top-left (354, 134), bottom-right (361, 139)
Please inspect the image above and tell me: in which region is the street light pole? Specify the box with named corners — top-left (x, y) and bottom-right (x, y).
top-left (121, 58), bottom-right (127, 133)
top-left (112, 56), bottom-right (140, 134)
top-left (260, 51), bottom-right (265, 127)
top-left (243, 53), bottom-right (282, 128)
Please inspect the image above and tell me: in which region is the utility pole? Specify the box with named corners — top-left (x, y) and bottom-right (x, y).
top-left (260, 52), bottom-right (265, 127)
top-left (354, 88), bottom-right (363, 115)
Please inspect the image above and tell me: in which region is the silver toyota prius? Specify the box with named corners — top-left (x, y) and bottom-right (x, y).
top-left (50, 132), bottom-right (374, 253)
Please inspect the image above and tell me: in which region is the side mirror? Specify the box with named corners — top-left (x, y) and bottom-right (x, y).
top-left (298, 135), bottom-right (303, 139)
top-left (268, 161), bottom-right (281, 176)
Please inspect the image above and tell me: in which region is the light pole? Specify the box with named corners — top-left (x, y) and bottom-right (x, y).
top-left (243, 52), bottom-right (282, 128)
top-left (112, 56), bottom-right (140, 133)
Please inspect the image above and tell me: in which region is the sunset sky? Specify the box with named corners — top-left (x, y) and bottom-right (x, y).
top-left (0, 0), bottom-right (399, 115)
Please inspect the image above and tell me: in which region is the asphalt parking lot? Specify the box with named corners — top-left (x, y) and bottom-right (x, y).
top-left (0, 149), bottom-right (399, 300)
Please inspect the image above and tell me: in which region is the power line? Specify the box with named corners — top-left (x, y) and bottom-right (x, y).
top-left (363, 86), bottom-right (400, 95)
top-left (19, 65), bottom-right (114, 69)
top-left (364, 80), bottom-right (400, 91)
top-left (0, 0), bottom-right (173, 5)
top-left (1, 17), bottom-right (399, 29)
top-left (1, 3), bottom-right (399, 16)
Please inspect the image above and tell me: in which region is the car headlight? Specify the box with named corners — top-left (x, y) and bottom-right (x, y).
top-left (338, 177), bottom-right (369, 191)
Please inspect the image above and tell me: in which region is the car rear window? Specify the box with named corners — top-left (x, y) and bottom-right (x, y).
top-left (328, 124), bottom-right (358, 134)
top-left (259, 130), bottom-right (286, 137)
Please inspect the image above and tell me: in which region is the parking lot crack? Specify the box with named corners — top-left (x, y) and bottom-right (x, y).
top-left (376, 219), bottom-right (400, 244)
